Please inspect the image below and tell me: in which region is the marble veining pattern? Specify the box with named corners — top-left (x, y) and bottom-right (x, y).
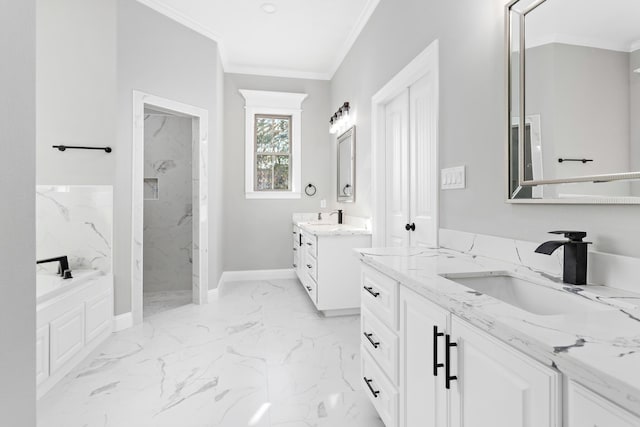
top-left (144, 114), bottom-right (193, 292)
top-left (144, 290), bottom-right (193, 318)
top-left (38, 279), bottom-right (383, 427)
top-left (36, 185), bottom-right (113, 274)
top-left (357, 246), bottom-right (640, 417)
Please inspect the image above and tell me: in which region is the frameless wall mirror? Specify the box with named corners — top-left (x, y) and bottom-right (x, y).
top-left (507, 0), bottom-right (640, 204)
top-left (337, 126), bottom-right (355, 203)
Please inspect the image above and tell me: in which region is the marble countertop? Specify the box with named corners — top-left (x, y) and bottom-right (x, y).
top-left (37, 269), bottom-right (104, 305)
top-left (356, 247), bottom-right (640, 416)
top-left (295, 221), bottom-right (372, 236)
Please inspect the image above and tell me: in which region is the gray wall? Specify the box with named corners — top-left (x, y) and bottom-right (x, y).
top-left (116, 0), bottom-right (224, 313)
top-left (330, 0), bottom-right (640, 258)
top-left (223, 74), bottom-right (331, 271)
top-left (143, 114), bottom-right (193, 292)
top-left (36, 0), bottom-right (117, 185)
top-left (525, 43), bottom-right (631, 197)
top-left (0, 1), bottom-right (36, 424)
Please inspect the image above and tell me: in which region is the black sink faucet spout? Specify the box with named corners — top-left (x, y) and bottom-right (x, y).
top-left (535, 231), bottom-right (591, 285)
top-left (36, 255), bottom-right (73, 279)
top-left (330, 209), bottom-right (344, 224)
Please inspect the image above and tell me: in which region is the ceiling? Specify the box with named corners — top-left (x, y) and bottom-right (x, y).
top-left (136, 0), bottom-right (381, 80)
top-left (524, 0), bottom-right (640, 52)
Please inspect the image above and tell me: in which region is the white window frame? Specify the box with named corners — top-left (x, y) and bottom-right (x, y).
top-left (240, 89), bottom-right (308, 199)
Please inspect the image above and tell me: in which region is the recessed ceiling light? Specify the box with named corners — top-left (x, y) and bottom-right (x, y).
top-left (261, 3), bottom-right (277, 14)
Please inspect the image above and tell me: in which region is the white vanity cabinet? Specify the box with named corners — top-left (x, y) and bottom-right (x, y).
top-left (361, 264), bottom-right (561, 427)
top-left (293, 223), bottom-right (371, 315)
top-left (567, 381), bottom-right (640, 427)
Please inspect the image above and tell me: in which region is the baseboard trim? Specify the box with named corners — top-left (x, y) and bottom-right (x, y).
top-left (113, 312), bottom-right (133, 332)
top-left (217, 268), bottom-right (296, 287)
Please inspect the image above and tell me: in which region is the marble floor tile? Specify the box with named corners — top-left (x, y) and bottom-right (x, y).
top-left (143, 289), bottom-right (193, 318)
top-left (37, 279), bottom-right (384, 427)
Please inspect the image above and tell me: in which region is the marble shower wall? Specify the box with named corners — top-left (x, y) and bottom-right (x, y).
top-left (36, 185), bottom-right (113, 274)
top-left (143, 114), bottom-right (193, 292)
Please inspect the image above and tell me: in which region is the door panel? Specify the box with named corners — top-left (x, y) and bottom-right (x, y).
top-left (449, 317), bottom-right (560, 427)
top-left (409, 74), bottom-right (438, 247)
top-left (385, 90), bottom-right (410, 247)
top-left (400, 287), bottom-right (449, 427)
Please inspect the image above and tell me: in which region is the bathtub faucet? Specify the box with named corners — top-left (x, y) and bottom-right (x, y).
top-left (37, 256), bottom-right (73, 279)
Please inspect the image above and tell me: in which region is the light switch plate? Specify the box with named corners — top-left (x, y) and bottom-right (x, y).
top-left (441, 166), bottom-right (466, 190)
top-left (320, 199), bottom-right (327, 208)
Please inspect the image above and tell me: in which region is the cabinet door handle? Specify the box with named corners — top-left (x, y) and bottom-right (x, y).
top-left (293, 231), bottom-right (297, 235)
top-left (433, 325), bottom-right (445, 376)
top-left (363, 286), bottom-right (380, 298)
top-left (299, 233), bottom-right (302, 246)
top-left (445, 334), bottom-right (458, 390)
top-left (364, 332), bottom-right (380, 349)
top-left (306, 242), bottom-right (313, 246)
top-left (363, 377), bottom-right (380, 398)
top-left (405, 223), bottom-right (416, 231)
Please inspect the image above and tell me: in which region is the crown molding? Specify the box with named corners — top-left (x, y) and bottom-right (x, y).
top-left (327, 0), bottom-right (381, 79)
top-left (225, 64), bottom-right (331, 81)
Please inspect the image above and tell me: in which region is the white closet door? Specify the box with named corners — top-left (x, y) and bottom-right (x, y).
top-left (385, 89), bottom-right (410, 247)
top-left (409, 74), bottom-right (438, 247)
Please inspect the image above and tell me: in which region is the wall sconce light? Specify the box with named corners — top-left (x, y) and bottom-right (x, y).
top-left (634, 67), bottom-right (640, 74)
top-left (329, 102), bottom-right (351, 134)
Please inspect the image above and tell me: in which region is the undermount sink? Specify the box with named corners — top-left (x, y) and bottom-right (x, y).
top-left (442, 272), bottom-right (611, 316)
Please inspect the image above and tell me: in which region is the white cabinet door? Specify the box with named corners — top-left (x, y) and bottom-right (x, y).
top-left (85, 291), bottom-right (112, 343)
top-left (568, 381), bottom-right (640, 427)
top-left (408, 74), bottom-right (438, 248)
top-left (36, 325), bottom-right (50, 386)
top-left (49, 305), bottom-right (85, 373)
top-left (399, 287), bottom-right (449, 427)
top-left (384, 89), bottom-right (410, 248)
top-left (449, 316), bottom-right (560, 427)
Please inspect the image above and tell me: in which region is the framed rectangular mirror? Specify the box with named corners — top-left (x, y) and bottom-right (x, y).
top-left (506, 0), bottom-right (640, 204)
top-left (337, 126), bottom-right (355, 203)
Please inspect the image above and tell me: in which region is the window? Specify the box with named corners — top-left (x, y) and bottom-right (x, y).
top-left (240, 90), bottom-right (308, 199)
top-left (255, 115), bottom-right (292, 191)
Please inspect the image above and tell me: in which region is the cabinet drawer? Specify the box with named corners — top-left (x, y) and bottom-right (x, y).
top-left (292, 249), bottom-right (299, 269)
top-left (361, 265), bottom-right (399, 330)
top-left (362, 308), bottom-right (399, 384)
top-left (304, 234), bottom-right (317, 258)
top-left (305, 254), bottom-right (317, 282)
top-left (568, 381), bottom-right (640, 427)
top-left (49, 305), bottom-right (85, 373)
top-left (301, 273), bottom-right (317, 303)
top-left (362, 347), bottom-right (399, 427)
top-left (36, 325), bottom-right (50, 386)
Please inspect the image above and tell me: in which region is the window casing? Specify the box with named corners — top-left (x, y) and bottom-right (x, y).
top-left (240, 90), bottom-right (308, 199)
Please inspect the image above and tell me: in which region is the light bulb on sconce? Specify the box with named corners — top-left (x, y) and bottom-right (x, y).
top-left (634, 67), bottom-right (640, 74)
top-left (329, 102), bottom-right (352, 134)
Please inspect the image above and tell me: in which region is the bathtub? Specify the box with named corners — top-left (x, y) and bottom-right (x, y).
top-left (36, 270), bottom-right (113, 399)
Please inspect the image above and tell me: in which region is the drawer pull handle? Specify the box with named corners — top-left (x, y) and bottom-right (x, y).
top-left (293, 231), bottom-right (297, 235)
top-left (306, 286), bottom-right (312, 292)
top-left (306, 264), bottom-right (313, 269)
top-left (363, 377), bottom-right (380, 398)
top-left (293, 263), bottom-right (298, 268)
top-left (364, 332), bottom-right (380, 349)
top-left (307, 242), bottom-right (313, 246)
top-left (445, 334), bottom-right (458, 390)
top-left (364, 286), bottom-right (380, 298)
top-left (433, 325), bottom-right (445, 376)
top-left (293, 248), bottom-right (297, 251)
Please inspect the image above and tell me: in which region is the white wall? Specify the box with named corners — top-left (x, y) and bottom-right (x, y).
top-left (116, 0), bottom-right (224, 313)
top-left (0, 1), bottom-right (36, 424)
top-left (223, 73), bottom-right (331, 271)
top-left (36, 0), bottom-right (117, 185)
top-left (330, 0), bottom-right (640, 258)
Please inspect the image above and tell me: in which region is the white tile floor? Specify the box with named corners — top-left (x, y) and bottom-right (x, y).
top-left (143, 290), bottom-right (193, 318)
top-left (38, 279), bottom-right (384, 427)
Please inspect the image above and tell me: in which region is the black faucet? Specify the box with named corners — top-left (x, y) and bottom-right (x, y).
top-left (330, 209), bottom-right (343, 224)
top-left (37, 255), bottom-right (73, 279)
top-left (535, 231), bottom-right (591, 285)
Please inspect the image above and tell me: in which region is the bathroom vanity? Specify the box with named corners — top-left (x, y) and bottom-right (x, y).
top-left (358, 243), bottom-right (640, 427)
top-left (292, 217), bottom-right (371, 316)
